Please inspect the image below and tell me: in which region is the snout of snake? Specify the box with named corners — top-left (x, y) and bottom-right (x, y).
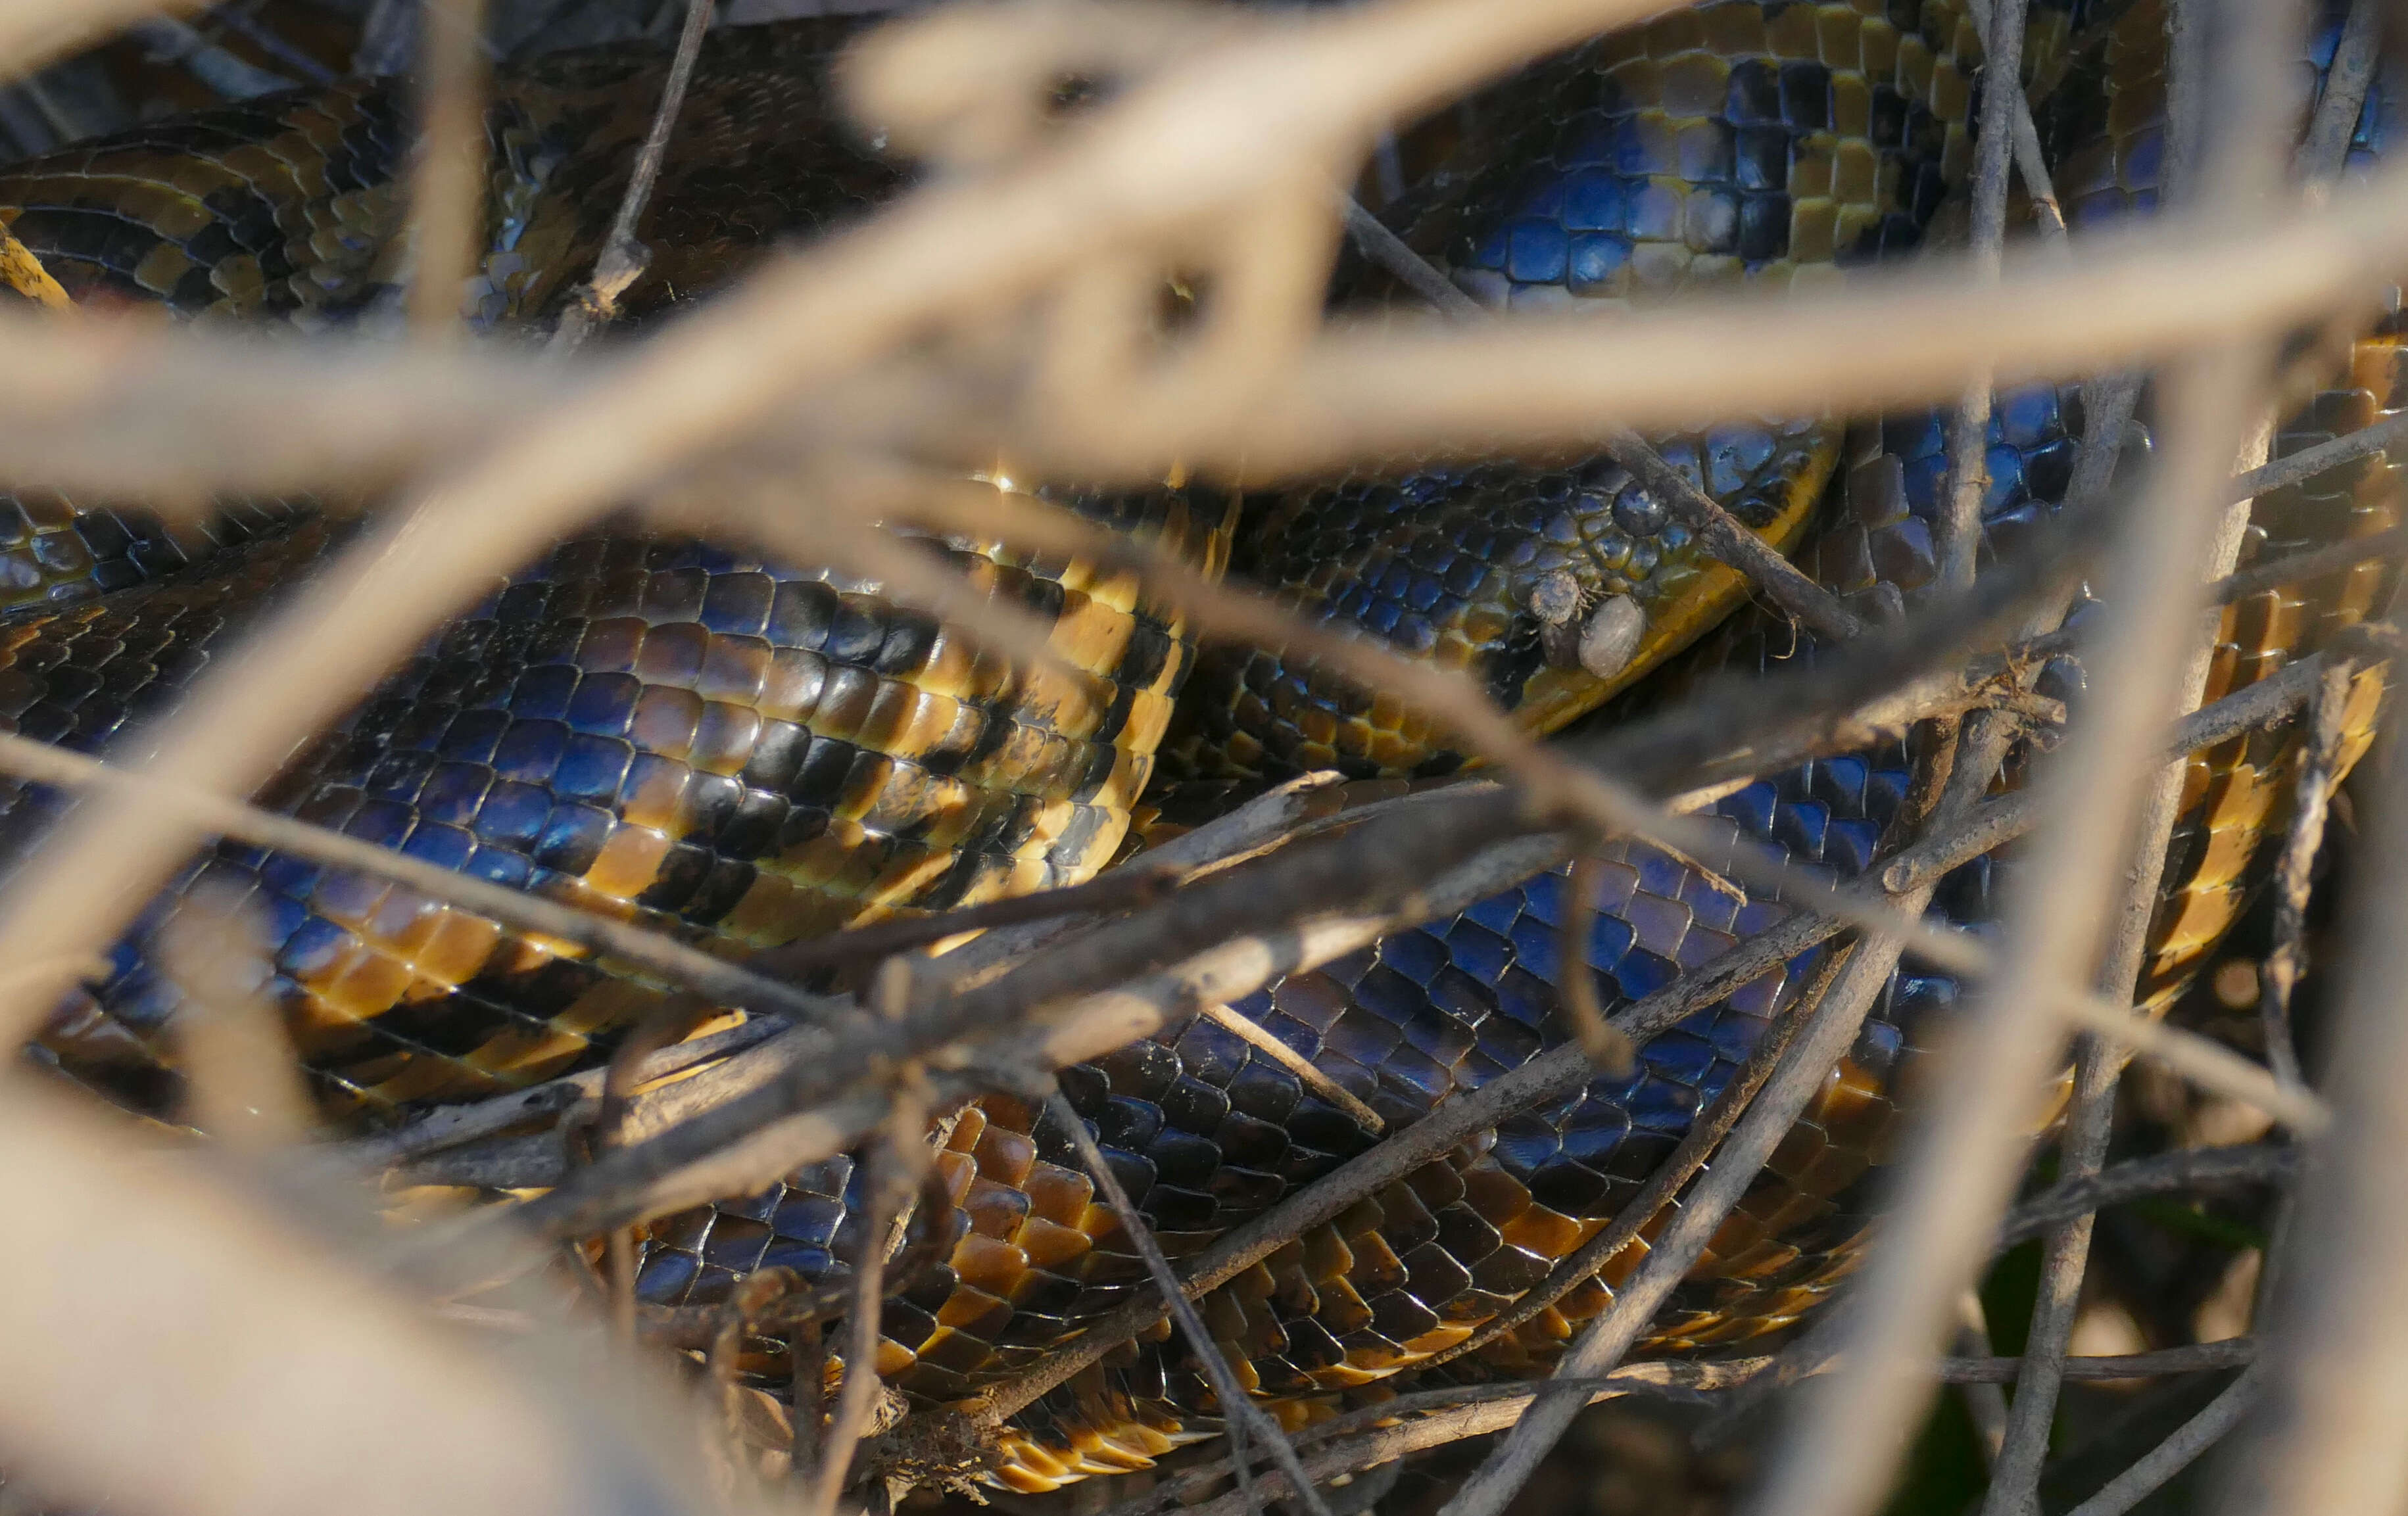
top-left (0, 0), bottom-right (2397, 1494)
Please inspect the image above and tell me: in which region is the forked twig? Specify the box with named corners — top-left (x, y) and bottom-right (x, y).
top-left (550, 0), bottom-right (718, 352)
top-left (2257, 657), bottom-right (2360, 1088)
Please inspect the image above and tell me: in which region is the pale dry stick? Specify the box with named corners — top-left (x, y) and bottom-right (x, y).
top-left (2257, 660), bottom-right (2357, 1089)
top-left (1103, 1349), bottom-right (2264, 1516)
top-left (1044, 1089), bottom-right (1336, 1516)
top-left (927, 770), bottom-right (1350, 988)
top-left (1198, 1001), bottom-right (1386, 1133)
top-left (421, 804), bottom-right (1561, 1203)
top-left (1961, 0), bottom-right (2069, 240)
top-left (0, 0), bottom-right (1725, 1059)
top-left (804, 1081), bottom-right (927, 1516)
top-left (939, 646), bottom-right (2353, 1428)
top-left (1981, 6), bottom-right (2301, 1496)
top-left (341, 1019), bottom-right (786, 1170)
top-left (2065, 1365), bottom-right (2265, 1516)
top-left (955, 899), bottom-right (1842, 1429)
top-left (426, 640), bottom-right (2351, 1205)
top-left (2209, 720), bottom-right (2408, 1508)
top-left (2294, 0), bottom-right (2384, 193)
top-left (0, 0), bottom-right (210, 79)
top-left (1937, 0), bottom-right (2029, 595)
top-left (8, 151), bottom-right (2408, 508)
top-left (758, 861), bottom-right (1182, 979)
top-left (1336, 194), bottom-right (1863, 642)
top-left (791, 1315), bottom-right (825, 1493)
top-left (1199, 164), bottom-right (2408, 479)
top-left (406, 0), bottom-right (491, 336)
top-left (2213, 519), bottom-right (2408, 605)
top-left (595, 1000), bottom-right (726, 1339)
top-left (158, 890), bottom-right (312, 1147)
top-left (1746, 343), bottom-right (2282, 1516)
top-left (1879, 644), bottom-right (2382, 895)
top-left (1954, 1294), bottom-right (2011, 1467)
top-left (710, 1266), bottom-right (801, 1469)
top-left (548, 0), bottom-right (717, 353)
top-left (0, 1078), bottom-right (742, 1516)
top-left (1601, 424), bottom-right (1865, 640)
top-left (0, 728), bottom-right (852, 1029)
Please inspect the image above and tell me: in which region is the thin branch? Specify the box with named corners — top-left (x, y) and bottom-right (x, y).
top-left (1197, 1001), bottom-right (1386, 1134)
top-left (337, 1019), bottom-right (789, 1170)
top-left (1600, 425), bottom-right (1864, 640)
top-left (802, 1081), bottom-right (927, 1516)
top-left (548, 0), bottom-right (718, 353)
top-left (1111, 1343), bottom-right (2263, 1516)
top-left (4, 158), bottom-right (2408, 508)
top-left (2294, 0), bottom-right (2384, 190)
top-left (2258, 659), bottom-right (2358, 1089)
top-left (2066, 1365), bottom-right (2264, 1516)
top-left (1962, 0), bottom-right (2069, 241)
top-left (2213, 521), bottom-right (2408, 606)
top-left (1044, 1089), bottom-right (1335, 1516)
top-left (1938, 0), bottom-right (2029, 595)
top-left (749, 863), bottom-right (1181, 980)
top-left (1997, 1143), bottom-right (2298, 1249)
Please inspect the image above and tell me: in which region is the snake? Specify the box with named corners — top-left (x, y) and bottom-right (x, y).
top-left (0, 0), bottom-right (2397, 1496)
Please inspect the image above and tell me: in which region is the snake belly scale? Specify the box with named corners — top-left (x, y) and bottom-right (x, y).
top-left (0, 0), bottom-right (2395, 1496)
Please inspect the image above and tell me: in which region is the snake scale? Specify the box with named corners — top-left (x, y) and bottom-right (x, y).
top-left (0, 0), bottom-right (2397, 1495)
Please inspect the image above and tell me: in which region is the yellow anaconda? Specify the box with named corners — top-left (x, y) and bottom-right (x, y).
top-left (0, 0), bottom-right (2395, 1495)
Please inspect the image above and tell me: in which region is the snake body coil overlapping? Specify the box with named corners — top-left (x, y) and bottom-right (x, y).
top-left (0, 0), bottom-right (2398, 1494)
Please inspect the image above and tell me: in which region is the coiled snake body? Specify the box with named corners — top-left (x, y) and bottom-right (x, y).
top-left (0, 0), bottom-right (2398, 1494)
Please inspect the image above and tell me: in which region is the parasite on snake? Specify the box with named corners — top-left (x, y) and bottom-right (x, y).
top-left (0, 0), bottom-right (2397, 1498)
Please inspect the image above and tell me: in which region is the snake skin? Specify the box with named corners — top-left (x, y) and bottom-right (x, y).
top-left (1159, 0), bottom-right (1991, 792)
top-left (0, 0), bottom-right (2397, 1498)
